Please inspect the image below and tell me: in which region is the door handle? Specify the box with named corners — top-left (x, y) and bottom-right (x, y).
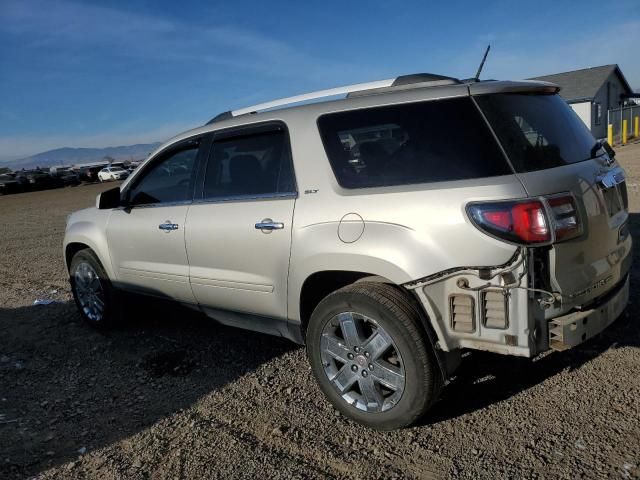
top-left (158, 222), bottom-right (179, 232)
top-left (255, 218), bottom-right (284, 231)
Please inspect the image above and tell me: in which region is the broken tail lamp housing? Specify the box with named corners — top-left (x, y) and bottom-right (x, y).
top-left (467, 194), bottom-right (582, 246)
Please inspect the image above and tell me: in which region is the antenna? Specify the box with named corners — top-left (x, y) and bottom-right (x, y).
top-left (474, 45), bottom-right (491, 80)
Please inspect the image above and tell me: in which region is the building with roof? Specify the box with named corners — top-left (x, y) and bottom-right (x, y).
top-left (529, 64), bottom-right (636, 139)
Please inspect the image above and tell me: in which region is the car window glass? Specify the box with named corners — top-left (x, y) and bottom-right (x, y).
top-left (128, 144), bottom-right (198, 205)
top-left (203, 129), bottom-right (295, 199)
top-left (475, 93), bottom-right (596, 172)
top-left (318, 98), bottom-right (510, 189)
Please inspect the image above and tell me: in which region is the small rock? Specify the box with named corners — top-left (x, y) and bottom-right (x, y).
top-left (575, 439), bottom-right (586, 450)
top-left (271, 425), bottom-right (287, 436)
top-left (78, 447), bottom-right (87, 455)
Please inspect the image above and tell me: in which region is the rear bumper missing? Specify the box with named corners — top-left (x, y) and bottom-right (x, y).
top-left (548, 275), bottom-right (629, 351)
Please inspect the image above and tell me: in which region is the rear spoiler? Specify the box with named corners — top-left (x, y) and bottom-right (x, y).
top-left (468, 80), bottom-right (560, 96)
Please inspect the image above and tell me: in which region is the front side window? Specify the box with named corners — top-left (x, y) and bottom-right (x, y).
top-left (318, 98), bottom-right (510, 189)
top-left (127, 142), bottom-right (199, 205)
top-left (203, 127), bottom-right (295, 200)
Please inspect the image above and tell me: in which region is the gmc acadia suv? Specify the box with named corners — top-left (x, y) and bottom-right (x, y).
top-left (64, 73), bottom-right (632, 430)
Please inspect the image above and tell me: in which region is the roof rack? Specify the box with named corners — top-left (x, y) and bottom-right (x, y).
top-left (205, 73), bottom-right (461, 125)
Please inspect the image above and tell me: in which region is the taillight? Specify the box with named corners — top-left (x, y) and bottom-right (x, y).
top-left (467, 194), bottom-right (581, 246)
top-left (468, 200), bottom-right (550, 245)
top-left (546, 194), bottom-right (582, 241)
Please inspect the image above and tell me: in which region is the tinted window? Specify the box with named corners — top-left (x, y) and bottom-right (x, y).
top-left (318, 98), bottom-right (510, 189)
top-left (203, 129), bottom-right (295, 199)
top-left (475, 93), bottom-right (597, 173)
top-left (128, 144), bottom-right (198, 205)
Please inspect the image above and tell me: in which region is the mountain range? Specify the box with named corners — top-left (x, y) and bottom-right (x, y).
top-left (3, 143), bottom-right (162, 170)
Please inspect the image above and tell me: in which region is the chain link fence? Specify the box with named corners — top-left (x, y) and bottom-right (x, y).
top-left (608, 105), bottom-right (639, 144)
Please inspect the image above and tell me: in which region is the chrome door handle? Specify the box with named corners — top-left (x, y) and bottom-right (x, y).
top-left (255, 218), bottom-right (284, 231)
top-left (158, 222), bottom-right (179, 232)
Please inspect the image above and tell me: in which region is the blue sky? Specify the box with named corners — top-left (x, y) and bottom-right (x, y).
top-left (1, 0), bottom-right (639, 161)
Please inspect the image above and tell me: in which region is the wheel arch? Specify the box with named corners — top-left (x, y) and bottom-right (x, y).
top-left (64, 220), bottom-right (115, 279)
top-left (297, 270), bottom-right (395, 336)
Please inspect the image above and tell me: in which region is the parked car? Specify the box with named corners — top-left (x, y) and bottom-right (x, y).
top-left (16, 169), bottom-right (63, 191)
top-left (51, 168), bottom-right (81, 187)
top-left (0, 173), bottom-right (22, 195)
top-left (97, 166), bottom-right (129, 182)
top-left (64, 73), bottom-right (631, 430)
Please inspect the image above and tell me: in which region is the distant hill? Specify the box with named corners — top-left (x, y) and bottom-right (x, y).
top-left (3, 143), bottom-right (162, 170)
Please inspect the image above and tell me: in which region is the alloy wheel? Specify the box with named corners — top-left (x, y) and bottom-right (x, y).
top-left (320, 312), bottom-right (405, 412)
top-left (74, 261), bottom-right (105, 322)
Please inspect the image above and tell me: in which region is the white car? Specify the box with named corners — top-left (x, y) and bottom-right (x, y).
top-left (97, 166), bottom-right (129, 182)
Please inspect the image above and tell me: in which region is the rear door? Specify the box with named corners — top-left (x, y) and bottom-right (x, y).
top-left (185, 122), bottom-right (297, 323)
top-left (476, 93), bottom-right (631, 311)
top-left (107, 137), bottom-right (206, 303)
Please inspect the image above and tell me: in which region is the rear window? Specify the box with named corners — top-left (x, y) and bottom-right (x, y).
top-left (475, 93), bottom-right (597, 173)
top-left (317, 98), bottom-right (510, 189)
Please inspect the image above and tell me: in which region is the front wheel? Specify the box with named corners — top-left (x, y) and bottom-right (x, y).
top-left (307, 282), bottom-right (442, 430)
top-left (69, 249), bottom-right (119, 328)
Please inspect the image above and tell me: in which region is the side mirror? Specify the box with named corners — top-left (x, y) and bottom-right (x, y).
top-left (96, 187), bottom-right (122, 209)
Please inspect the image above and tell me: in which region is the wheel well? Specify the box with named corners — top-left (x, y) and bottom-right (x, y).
top-left (299, 271), bottom-right (393, 333)
top-left (65, 242), bottom-right (90, 270)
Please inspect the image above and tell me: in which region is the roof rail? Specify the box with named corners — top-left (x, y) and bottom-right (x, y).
top-left (205, 73), bottom-right (461, 125)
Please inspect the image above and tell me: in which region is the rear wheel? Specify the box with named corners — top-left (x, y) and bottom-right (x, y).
top-left (307, 282), bottom-right (442, 430)
top-left (69, 249), bottom-right (119, 328)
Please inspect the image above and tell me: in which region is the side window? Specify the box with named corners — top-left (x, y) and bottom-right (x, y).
top-left (203, 127), bottom-right (295, 200)
top-left (128, 143), bottom-right (199, 205)
top-left (318, 98), bottom-right (510, 189)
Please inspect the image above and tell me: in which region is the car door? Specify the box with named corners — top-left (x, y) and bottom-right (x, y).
top-left (107, 136), bottom-right (207, 303)
top-left (186, 122), bottom-right (297, 323)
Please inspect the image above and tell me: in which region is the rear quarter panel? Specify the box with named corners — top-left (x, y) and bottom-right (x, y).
top-left (286, 117), bottom-right (527, 323)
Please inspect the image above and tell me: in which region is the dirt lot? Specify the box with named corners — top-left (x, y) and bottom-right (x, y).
top-left (1, 143), bottom-right (639, 479)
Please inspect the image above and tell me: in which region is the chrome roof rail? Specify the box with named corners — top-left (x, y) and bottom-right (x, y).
top-left (205, 73), bottom-right (461, 125)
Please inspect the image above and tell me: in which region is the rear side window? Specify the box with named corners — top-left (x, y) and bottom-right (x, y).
top-left (475, 93), bottom-right (597, 173)
top-left (317, 98), bottom-right (510, 189)
top-left (203, 128), bottom-right (295, 199)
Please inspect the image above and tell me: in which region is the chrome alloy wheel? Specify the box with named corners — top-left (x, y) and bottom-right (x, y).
top-left (320, 312), bottom-right (405, 412)
top-left (74, 261), bottom-right (105, 322)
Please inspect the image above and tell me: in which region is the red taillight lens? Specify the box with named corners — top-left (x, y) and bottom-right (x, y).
top-left (511, 201), bottom-right (550, 243)
top-left (469, 199), bottom-right (550, 245)
top-left (468, 194), bottom-right (582, 246)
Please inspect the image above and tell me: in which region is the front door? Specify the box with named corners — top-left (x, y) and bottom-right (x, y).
top-left (186, 123), bottom-right (297, 320)
top-left (107, 138), bottom-right (205, 303)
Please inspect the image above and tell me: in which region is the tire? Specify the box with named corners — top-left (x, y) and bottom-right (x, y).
top-left (69, 249), bottom-right (120, 328)
top-left (307, 282), bottom-right (442, 430)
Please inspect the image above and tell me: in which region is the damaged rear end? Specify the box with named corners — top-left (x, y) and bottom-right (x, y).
top-left (408, 84), bottom-right (631, 357)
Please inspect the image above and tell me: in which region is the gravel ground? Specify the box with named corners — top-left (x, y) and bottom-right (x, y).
top-left (1, 142), bottom-right (639, 479)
